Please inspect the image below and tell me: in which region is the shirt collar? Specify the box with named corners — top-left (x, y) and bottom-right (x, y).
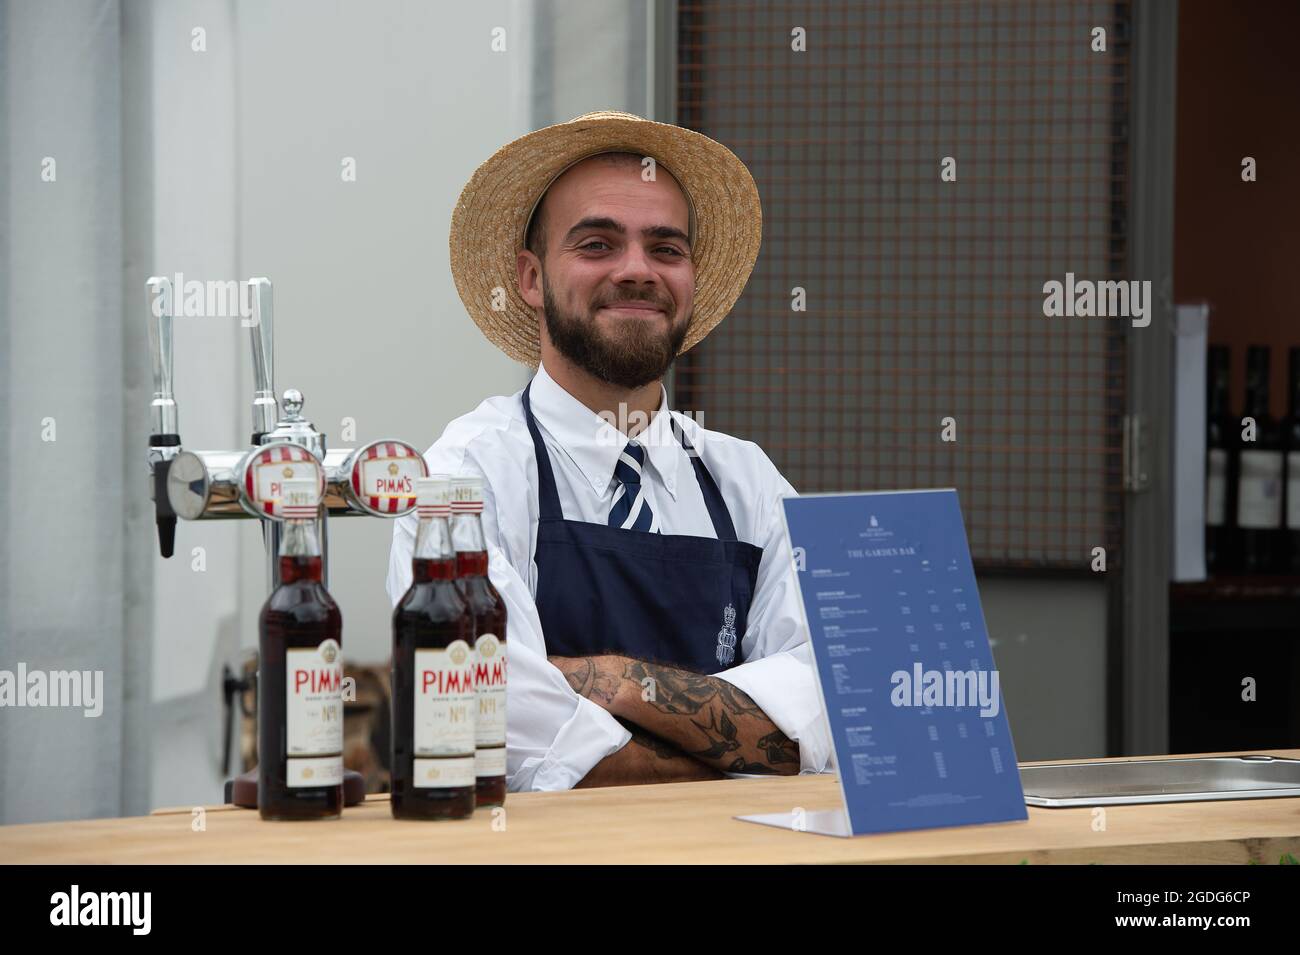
top-left (528, 361), bottom-right (679, 500)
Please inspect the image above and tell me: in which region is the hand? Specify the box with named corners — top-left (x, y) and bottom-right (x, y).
top-left (548, 654), bottom-right (627, 711)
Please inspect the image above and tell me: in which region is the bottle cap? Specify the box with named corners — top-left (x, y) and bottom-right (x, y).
top-left (280, 477), bottom-right (320, 521)
top-left (450, 475), bottom-right (484, 514)
top-left (416, 474), bottom-right (451, 518)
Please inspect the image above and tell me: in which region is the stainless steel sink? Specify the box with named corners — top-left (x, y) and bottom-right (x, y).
top-left (1020, 754), bottom-right (1300, 807)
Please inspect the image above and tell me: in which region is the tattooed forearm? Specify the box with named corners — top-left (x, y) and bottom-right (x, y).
top-left (574, 717), bottom-right (726, 788)
top-left (676, 704), bottom-right (800, 774)
top-left (757, 728), bottom-right (801, 766)
top-left (622, 658), bottom-right (767, 718)
top-left (554, 656), bottom-right (621, 707)
top-left (618, 658), bottom-right (801, 776)
top-left (717, 730), bottom-right (800, 773)
top-left (615, 717), bottom-right (681, 761)
top-left (550, 653), bottom-right (803, 776)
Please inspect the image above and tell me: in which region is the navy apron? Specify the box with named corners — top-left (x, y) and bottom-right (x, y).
top-left (523, 382), bottom-right (763, 674)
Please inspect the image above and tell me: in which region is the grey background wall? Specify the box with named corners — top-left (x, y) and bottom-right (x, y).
top-left (979, 578), bottom-right (1106, 760)
top-left (0, 0), bottom-right (658, 824)
top-left (2, 0), bottom-right (130, 824)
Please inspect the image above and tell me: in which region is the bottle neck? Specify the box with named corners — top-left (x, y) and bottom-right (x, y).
top-left (1245, 352), bottom-right (1270, 418)
top-left (413, 513), bottom-right (456, 581)
top-left (1208, 374), bottom-right (1228, 417)
top-left (1290, 358), bottom-right (1300, 419)
top-left (451, 510), bottom-right (488, 577)
top-left (1245, 373), bottom-right (1270, 418)
top-left (278, 519), bottom-right (322, 583)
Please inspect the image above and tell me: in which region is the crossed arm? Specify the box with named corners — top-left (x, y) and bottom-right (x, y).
top-left (548, 654), bottom-right (801, 788)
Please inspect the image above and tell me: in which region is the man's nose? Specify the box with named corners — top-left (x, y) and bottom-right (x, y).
top-left (607, 243), bottom-right (659, 285)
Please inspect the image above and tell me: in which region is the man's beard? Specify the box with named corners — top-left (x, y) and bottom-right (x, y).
top-left (542, 283), bottom-right (688, 390)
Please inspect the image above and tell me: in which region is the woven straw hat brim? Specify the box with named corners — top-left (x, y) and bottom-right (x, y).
top-left (449, 110), bottom-right (762, 366)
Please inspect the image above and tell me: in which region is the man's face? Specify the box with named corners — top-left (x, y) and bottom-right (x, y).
top-left (519, 155), bottom-right (695, 389)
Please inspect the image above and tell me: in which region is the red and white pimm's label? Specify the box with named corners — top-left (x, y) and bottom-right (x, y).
top-left (247, 445), bottom-right (324, 518)
top-left (287, 757), bottom-right (343, 788)
top-left (413, 756), bottom-right (476, 789)
top-left (474, 747), bottom-right (506, 778)
top-left (413, 640), bottom-right (475, 789)
top-left (473, 634), bottom-right (507, 750)
top-left (285, 638), bottom-right (343, 787)
top-left (351, 442), bottom-right (423, 514)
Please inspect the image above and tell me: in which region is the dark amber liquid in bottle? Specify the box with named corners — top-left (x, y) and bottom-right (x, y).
top-left (456, 549), bottom-right (508, 808)
top-left (258, 554), bottom-right (343, 820)
top-left (392, 555), bottom-right (476, 819)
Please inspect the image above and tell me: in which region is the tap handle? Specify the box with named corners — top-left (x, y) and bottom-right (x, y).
top-left (154, 464), bottom-right (177, 558)
top-left (146, 276), bottom-right (178, 440)
top-left (147, 277), bottom-right (180, 558)
top-left (247, 277), bottom-right (277, 443)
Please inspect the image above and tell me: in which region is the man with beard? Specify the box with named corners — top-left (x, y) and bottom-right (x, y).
top-left (387, 112), bottom-right (831, 790)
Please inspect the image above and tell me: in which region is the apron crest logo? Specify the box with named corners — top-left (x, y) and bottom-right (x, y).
top-left (716, 603), bottom-right (737, 667)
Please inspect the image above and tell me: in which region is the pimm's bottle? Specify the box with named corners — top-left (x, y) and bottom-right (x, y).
top-left (391, 475), bottom-right (476, 819)
top-left (451, 475), bottom-right (508, 808)
top-left (258, 477), bottom-right (343, 821)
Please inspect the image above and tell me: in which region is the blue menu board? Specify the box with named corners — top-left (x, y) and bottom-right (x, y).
top-left (781, 489), bottom-right (1027, 835)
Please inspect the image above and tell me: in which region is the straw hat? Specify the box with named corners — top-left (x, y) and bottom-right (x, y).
top-left (448, 110), bottom-right (762, 366)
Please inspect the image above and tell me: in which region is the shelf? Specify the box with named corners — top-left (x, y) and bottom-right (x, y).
top-left (1171, 577), bottom-right (1300, 602)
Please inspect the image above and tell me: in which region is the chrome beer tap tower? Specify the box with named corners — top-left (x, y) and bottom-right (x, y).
top-left (145, 276), bottom-right (427, 807)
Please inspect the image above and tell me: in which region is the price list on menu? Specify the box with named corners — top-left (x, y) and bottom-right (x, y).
top-left (781, 489), bottom-right (1027, 835)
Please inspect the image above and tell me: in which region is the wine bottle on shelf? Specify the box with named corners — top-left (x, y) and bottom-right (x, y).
top-left (1205, 346), bottom-right (1233, 575)
top-left (1236, 345), bottom-right (1284, 574)
top-left (1285, 347), bottom-right (1300, 573)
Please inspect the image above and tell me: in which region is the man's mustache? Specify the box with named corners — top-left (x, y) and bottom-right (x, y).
top-left (593, 293), bottom-right (674, 312)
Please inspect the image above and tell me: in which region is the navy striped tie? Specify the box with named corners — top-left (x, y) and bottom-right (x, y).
top-left (608, 439), bottom-right (656, 532)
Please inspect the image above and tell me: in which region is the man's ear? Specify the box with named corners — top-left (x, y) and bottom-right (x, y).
top-left (517, 249), bottom-right (544, 310)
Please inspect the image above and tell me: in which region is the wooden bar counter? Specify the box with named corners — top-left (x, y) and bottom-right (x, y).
top-left (4, 749), bottom-right (1299, 864)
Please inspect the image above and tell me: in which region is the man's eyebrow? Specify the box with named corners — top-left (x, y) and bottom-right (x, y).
top-left (563, 217), bottom-right (691, 247)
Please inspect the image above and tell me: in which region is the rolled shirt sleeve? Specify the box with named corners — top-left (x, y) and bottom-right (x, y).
top-left (713, 643), bottom-right (833, 775)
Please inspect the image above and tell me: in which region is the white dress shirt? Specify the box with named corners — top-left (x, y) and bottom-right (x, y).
top-left (386, 361), bottom-right (832, 791)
